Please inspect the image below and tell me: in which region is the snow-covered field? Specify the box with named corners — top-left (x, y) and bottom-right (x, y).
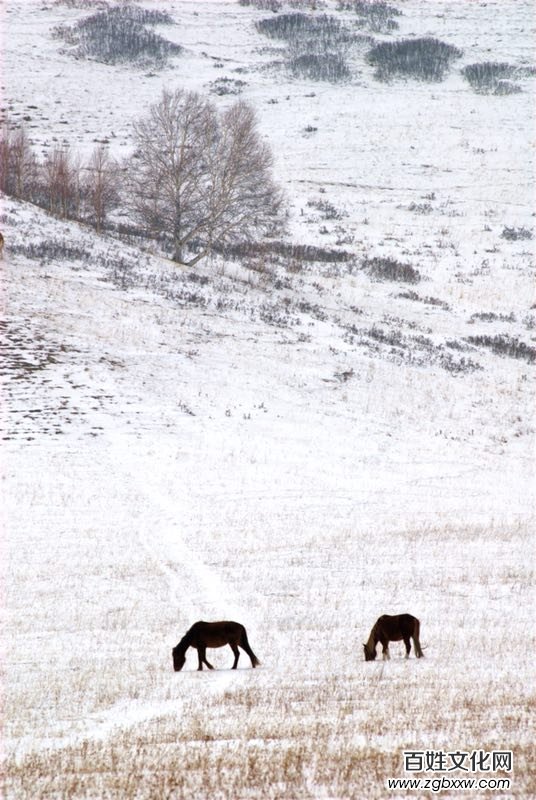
top-left (2, 1), bottom-right (534, 797)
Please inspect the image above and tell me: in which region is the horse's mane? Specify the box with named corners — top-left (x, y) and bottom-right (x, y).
top-left (174, 626), bottom-right (195, 652)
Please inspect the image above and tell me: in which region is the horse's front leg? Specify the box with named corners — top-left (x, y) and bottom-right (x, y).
top-left (196, 647), bottom-right (214, 670)
top-left (382, 641), bottom-right (390, 660)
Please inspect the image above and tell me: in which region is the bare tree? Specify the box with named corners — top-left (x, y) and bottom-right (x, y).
top-left (127, 88), bottom-right (283, 265)
top-left (84, 145), bottom-right (120, 233)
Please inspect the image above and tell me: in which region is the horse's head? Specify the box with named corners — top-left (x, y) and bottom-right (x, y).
top-left (363, 643), bottom-right (377, 661)
top-left (172, 646), bottom-right (186, 672)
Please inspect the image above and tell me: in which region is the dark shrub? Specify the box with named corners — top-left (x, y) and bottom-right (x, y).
top-left (337, 1), bottom-right (401, 33)
top-left (500, 226), bottom-right (532, 241)
top-left (256, 13), bottom-right (341, 41)
top-left (466, 335), bottom-right (535, 364)
top-left (289, 52), bottom-right (350, 82)
top-left (363, 256), bottom-right (421, 283)
top-left (367, 37), bottom-right (462, 82)
top-left (461, 62), bottom-right (518, 93)
top-left (54, 4), bottom-right (182, 67)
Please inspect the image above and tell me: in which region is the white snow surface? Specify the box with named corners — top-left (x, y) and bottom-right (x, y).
top-left (1, 1), bottom-right (535, 798)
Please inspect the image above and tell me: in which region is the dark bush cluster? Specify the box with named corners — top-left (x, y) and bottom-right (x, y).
top-left (53, 4), bottom-right (182, 68)
top-left (469, 311), bottom-right (515, 324)
top-left (256, 13), bottom-right (353, 82)
top-left (256, 12), bottom-right (342, 41)
top-left (345, 323), bottom-right (481, 372)
top-left (8, 239), bottom-right (92, 263)
top-left (337, 1), bottom-right (401, 33)
top-left (363, 256), bottom-right (421, 284)
top-left (289, 52), bottom-right (350, 81)
top-left (209, 77), bottom-right (248, 96)
top-left (307, 199), bottom-right (348, 220)
top-left (466, 335), bottom-right (535, 364)
top-left (239, 0), bottom-right (283, 10)
top-left (500, 226), bottom-right (532, 241)
top-left (218, 240), bottom-right (353, 264)
top-left (398, 290), bottom-right (450, 310)
top-left (366, 37), bottom-right (462, 82)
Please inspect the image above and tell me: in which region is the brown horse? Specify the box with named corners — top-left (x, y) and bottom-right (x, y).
top-left (172, 620), bottom-right (260, 671)
top-left (364, 614), bottom-right (424, 661)
top-left (0, 232), bottom-right (4, 259)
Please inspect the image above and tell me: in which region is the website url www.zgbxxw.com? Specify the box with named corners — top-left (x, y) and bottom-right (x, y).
top-left (386, 777), bottom-right (511, 793)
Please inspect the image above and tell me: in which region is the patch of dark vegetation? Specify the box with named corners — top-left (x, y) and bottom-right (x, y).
top-left (461, 62), bottom-right (531, 94)
top-left (239, 0), bottom-right (283, 10)
top-left (9, 239), bottom-right (92, 263)
top-left (366, 37), bottom-right (462, 82)
top-left (256, 13), bottom-right (354, 82)
top-left (408, 201), bottom-right (433, 215)
top-left (218, 240), bottom-right (354, 264)
top-left (256, 13), bottom-right (341, 41)
top-left (209, 77), bottom-right (248, 95)
top-left (53, 0), bottom-right (108, 8)
top-left (398, 290), bottom-right (450, 310)
top-left (307, 199), bottom-right (348, 221)
top-left (53, 4), bottom-right (182, 68)
top-left (343, 322), bottom-right (481, 372)
top-left (500, 226), bottom-right (532, 241)
top-left (469, 311), bottom-right (516, 324)
top-left (240, 0), bottom-right (327, 8)
top-left (289, 52), bottom-right (350, 82)
top-left (336, 1), bottom-right (401, 33)
top-left (465, 334), bottom-right (535, 364)
top-left (363, 256), bottom-right (421, 284)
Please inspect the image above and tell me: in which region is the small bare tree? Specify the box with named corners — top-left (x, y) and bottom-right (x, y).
top-left (84, 145), bottom-right (120, 233)
top-left (127, 88), bottom-right (283, 265)
top-left (0, 121), bottom-right (38, 200)
top-left (43, 146), bottom-right (81, 219)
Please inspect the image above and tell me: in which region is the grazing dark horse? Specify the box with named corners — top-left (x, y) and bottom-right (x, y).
top-left (363, 614), bottom-right (424, 661)
top-left (0, 232), bottom-right (4, 259)
top-left (172, 621), bottom-right (260, 671)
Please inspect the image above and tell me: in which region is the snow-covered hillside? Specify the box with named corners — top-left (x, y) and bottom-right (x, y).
top-left (2, 1), bottom-right (534, 798)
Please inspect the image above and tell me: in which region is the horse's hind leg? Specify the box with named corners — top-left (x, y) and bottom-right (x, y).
top-left (230, 643), bottom-right (240, 669)
top-left (239, 630), bottom-right (260, 668)
top-left (413, 635), bottom-right (424, 658)
top-left (413, 621), bottom-right (424, 658)
top-left (404, 637), bottom-right (411, 658)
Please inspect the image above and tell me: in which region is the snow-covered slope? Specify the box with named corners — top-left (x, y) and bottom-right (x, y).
top-left (2, 1), bottom-right (534, 798)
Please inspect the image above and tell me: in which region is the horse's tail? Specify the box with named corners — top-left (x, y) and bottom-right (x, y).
top-left (413, 617), bottom-right (424, 658)
top-left (240, 627), bottom-right (260, 667)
